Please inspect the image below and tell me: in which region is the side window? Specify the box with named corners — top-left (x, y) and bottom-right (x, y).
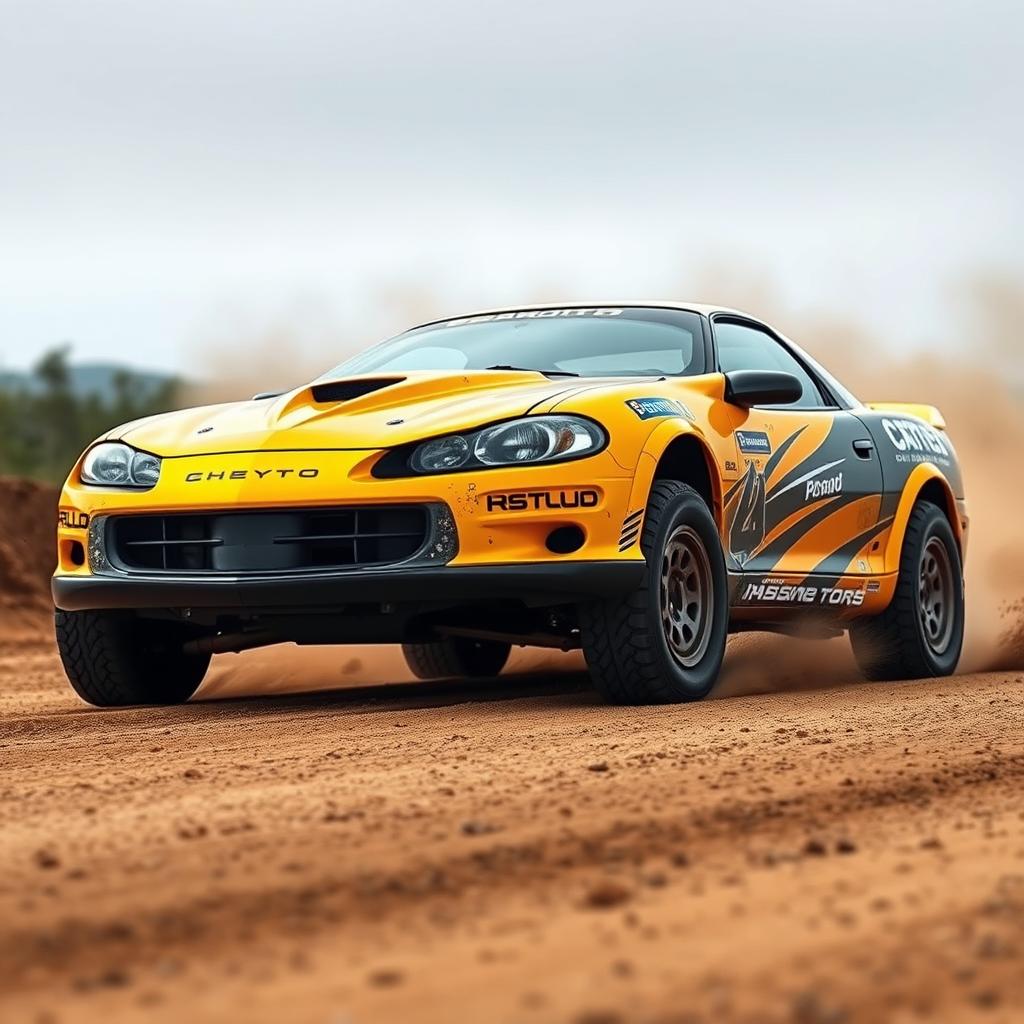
top-left (714, 321), bottom-right (827, 409)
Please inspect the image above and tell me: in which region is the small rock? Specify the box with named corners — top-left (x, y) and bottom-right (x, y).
top-left (182, 769), bottom-right (202, 780)
top-left (33, 848), bottom-right (60, 870)
top-left (791, 989), bottom-right (848, 1024)
top-left (460, 819), bottom-right (497, 837)
top-left (98, 967), bottom-right (130, 988)
top-left (575, 1011), bottom-right (624, 1024)
top-left (368, 967), bottom-right (404, 988)
top-left (583, 881), bottom-right (633, 910)
top-left (836, 838), bottom-right (857, 855)
top-left (587, 762), bottom-right (610, 773)
top-left (803, 839), bottom-right (828, 857)
top-left (971, 989), bottom-right (1000, 1009)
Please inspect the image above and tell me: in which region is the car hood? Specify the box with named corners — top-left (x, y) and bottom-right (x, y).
top-left (116, 371), bottom-right (591, 455)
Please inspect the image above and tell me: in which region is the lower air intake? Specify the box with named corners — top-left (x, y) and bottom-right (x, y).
top-left (108, 506), bottom-right (430, 574)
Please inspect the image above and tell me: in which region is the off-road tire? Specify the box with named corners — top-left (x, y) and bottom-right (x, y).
top-left (402, 637), bottom-right (511, 680)
top-left (54, 609), bottom-right (211, 707)
top-left (849, 500), bottom-right (964, 681)
top-left (579, 480), bottom-right (728, 704)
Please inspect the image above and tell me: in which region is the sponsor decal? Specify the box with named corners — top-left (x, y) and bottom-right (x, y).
top-left (736, 430), bottom-right (772, 456)
top-left (486, 489), bottom-right (599, 512)
top-left (867, 580), bottom-right (881, 593)
top-left (741, 579), bottom-right (866, 607)
top-left (446, 308), bottom-right (623, 327)
top-left (185, 468), bottom-right (320, 482)
top-left (881, 418), bottom-right (950, 464)
top-left (725, 460), bottom-right (738, 473)
top-left (766, 459), bottom-right (846, 505)
top-left (58, 508), bottom-right (90, 530)
top-left (625, 397), bottom-right (695, 421)
top-left (805, 471), bottom-right (843, 501)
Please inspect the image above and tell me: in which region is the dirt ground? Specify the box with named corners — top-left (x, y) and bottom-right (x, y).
top-left (3, 437), bottom-right (1024, 1024)
top-left (2, 626), bottom-right (1023, 1024)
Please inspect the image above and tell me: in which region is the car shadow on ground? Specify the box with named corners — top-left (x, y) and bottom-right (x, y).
top-left (190, 668), bottom-right (599, 717)
top-left (184, 633), bottom-right (866, 720)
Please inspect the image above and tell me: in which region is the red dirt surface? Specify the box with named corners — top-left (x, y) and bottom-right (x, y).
top-left (2, 638), bottom-right (1023, 1023)
top-left (0, 477), bottom-right (57, 645)
top-left (4, 470), bottom-right (1024, 1022)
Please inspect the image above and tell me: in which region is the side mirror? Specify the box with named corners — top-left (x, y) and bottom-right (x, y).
top-left (724, 370), bottom-right (802, 408)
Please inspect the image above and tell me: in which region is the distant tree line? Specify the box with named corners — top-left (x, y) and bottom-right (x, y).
top-left (0, 347), bottom-right (182, 484)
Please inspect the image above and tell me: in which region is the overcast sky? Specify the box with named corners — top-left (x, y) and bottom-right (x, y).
top-left (0, 0), bottom-right (1020, 374)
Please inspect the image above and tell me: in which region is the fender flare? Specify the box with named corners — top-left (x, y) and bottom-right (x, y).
top-left (882, 463), bottom-right (965, 575)
top-left (625, 420), bottom-right (725, 530)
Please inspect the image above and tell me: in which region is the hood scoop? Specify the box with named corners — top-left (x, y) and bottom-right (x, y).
top-left (309, 377), bottom-right (405, 404)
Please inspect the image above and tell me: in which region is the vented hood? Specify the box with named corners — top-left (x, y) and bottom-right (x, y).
top-left (115, 370), bottom-right (586, 455)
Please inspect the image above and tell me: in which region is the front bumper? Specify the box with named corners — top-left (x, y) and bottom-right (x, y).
top-left (52, 561), bottom-right (646, 613)
top-left (55, 448), bottom-right (646, 616)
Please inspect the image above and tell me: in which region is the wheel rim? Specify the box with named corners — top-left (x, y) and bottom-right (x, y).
top-left (918, 536), bottom-right (956, 656)
top-left (660, 525), bottom-right (714, 669)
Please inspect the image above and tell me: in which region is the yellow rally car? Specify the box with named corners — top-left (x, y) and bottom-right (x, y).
top-left (53, 304), bottom-right (968, 706)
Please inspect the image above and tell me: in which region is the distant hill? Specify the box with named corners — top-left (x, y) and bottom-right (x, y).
top-left (0, 362), bottom-right (179, 399)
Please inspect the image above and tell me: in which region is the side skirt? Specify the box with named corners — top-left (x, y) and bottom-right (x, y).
top-left (728, 570), bottom-right (896, 627)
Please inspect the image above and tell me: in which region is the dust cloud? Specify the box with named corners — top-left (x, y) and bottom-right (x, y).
top-left (183, 270), bottom-right (1023, 698)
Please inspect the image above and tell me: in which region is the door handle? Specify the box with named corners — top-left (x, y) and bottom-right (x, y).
top-left (853, 439), bottom-right (875, 459)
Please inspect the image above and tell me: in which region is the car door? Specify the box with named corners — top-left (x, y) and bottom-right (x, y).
top-left (714, 317), bottom-right (885, 578)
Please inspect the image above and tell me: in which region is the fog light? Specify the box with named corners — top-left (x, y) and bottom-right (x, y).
top-left (546, 525), bottom-right (585, 554)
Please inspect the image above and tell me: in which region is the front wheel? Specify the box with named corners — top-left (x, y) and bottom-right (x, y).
top-left (849, 500), bottom-right (964, 681)
top-left (54, 609), bottom-right (211, 707)
top-left (579, 481), bottom-right (728, 704)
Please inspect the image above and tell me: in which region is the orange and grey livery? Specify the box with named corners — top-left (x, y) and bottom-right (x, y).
top-left (53, 303), bottom-right (967, 706)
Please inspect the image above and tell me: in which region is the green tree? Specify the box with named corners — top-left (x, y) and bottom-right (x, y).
top-left (0, 348), bottom-right (182, 484)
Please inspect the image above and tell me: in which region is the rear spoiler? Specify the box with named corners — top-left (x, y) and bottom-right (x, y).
top-left (865, 402), bottom-right (947, 431)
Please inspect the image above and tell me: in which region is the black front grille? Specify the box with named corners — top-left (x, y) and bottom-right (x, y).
top-left (109, 506), bottom-right (429, 574)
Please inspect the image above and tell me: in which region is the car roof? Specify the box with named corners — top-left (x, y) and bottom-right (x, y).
top-left (409, 301), bottom-right (759, 330)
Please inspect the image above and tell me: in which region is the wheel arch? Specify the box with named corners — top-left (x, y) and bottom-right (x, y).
top-left (626, 423), bottom-right (723, 531)
top-left (882, 463), bottom-right (965, 575)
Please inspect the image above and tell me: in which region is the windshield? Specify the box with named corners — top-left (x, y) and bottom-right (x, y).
top-left (322, 307), bottom-right (707, 379)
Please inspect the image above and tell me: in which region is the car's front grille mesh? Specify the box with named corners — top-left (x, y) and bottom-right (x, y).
top-left (109, 506), bottom-right (429, 574)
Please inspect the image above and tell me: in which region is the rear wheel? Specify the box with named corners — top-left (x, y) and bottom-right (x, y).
top-left (849, 500), bottom-right (964, 681)
top-left (54, 609), bottom-right (211, 707)
top-left (579, 480), bottom-right (728, 704)
top-left (401, 637), bottom-right (511, 680)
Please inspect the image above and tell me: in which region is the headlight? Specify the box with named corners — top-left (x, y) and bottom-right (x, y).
top-left (474, 417), bottom-right (601, 465)
top-left (81, 442), bottom-right (162, 489)
top-left (403, 416), bottom-right (605, 476)
top-left (411, 435), bottom-right (471, 473)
